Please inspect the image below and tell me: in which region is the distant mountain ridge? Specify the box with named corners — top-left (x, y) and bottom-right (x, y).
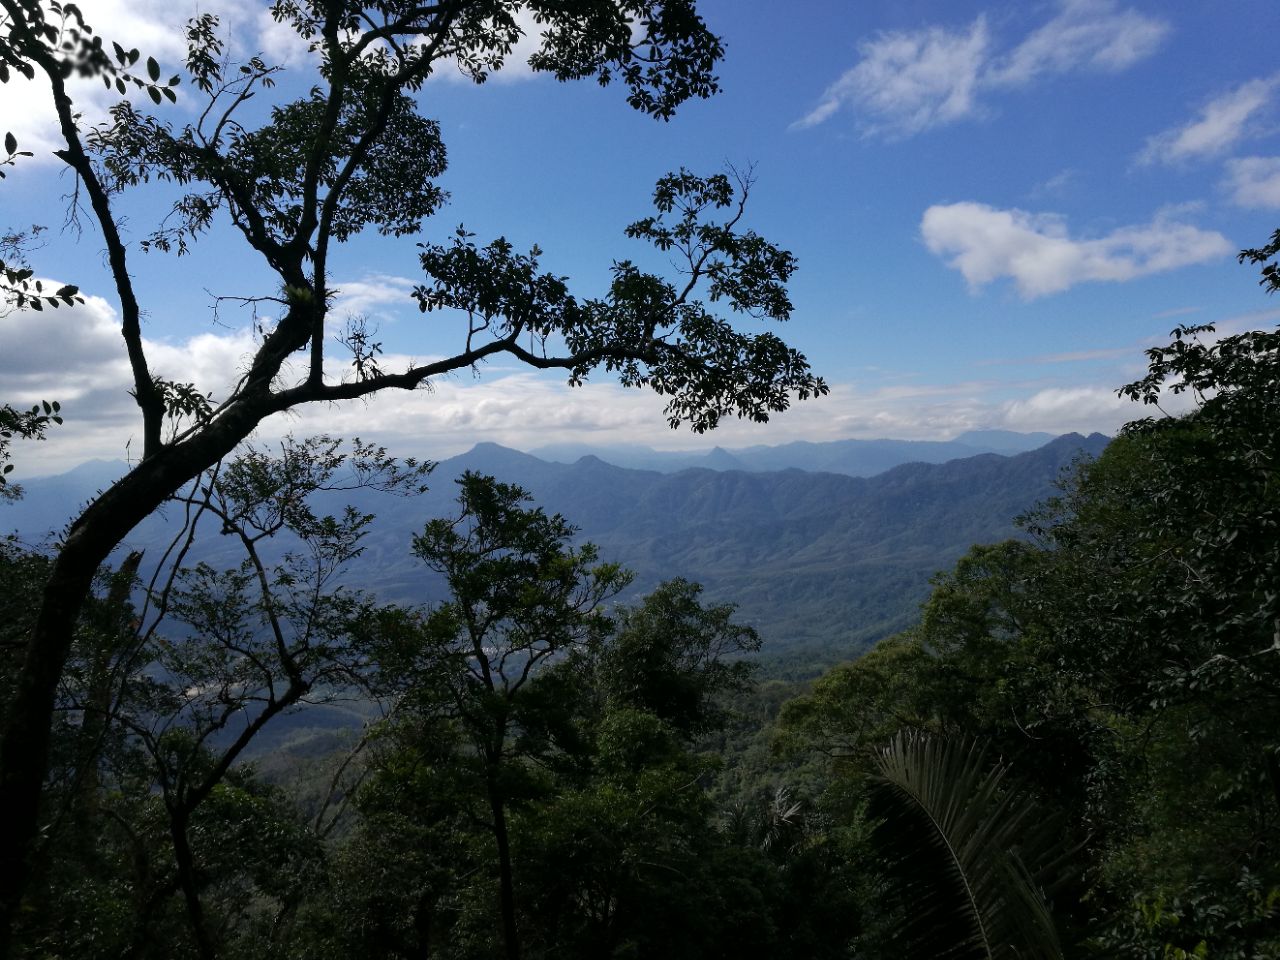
top-left (528, 429), bottom-right (1056, 475)
top-left (2, 432), bottom-right (1108, 661)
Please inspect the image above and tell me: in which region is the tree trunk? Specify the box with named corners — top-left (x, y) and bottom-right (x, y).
top-left (75, 552), bottom-right (142, 831)
top-left (487, 780), bottom-right (520, 960)
top-left (0, 399), bottom-right (272, 956)
top-left (170, 807), bottom-right (216, 960)
top-left (0, 533), bottom-right (102, 957)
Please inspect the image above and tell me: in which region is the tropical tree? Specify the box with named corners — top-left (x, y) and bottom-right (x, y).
top-left (0, 0), bottom-right (828, 939)
top-left (0, 436), bottom-right (429, 958)
top-left (348, 550), bottom-right (810, 959)
top-left (776, 312), bottom-right (1280, 956)
top-left (867, 732), bottom-right (1073, 960)
top-left (370, 471), bottom-right (628, 959)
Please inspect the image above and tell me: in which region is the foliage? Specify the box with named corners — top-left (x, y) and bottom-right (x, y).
top-left (0, 1), bottom-right (828, 934)
top-left (0, 400), bottom-right (62, 497)
top-left (7, 438), bottom-right (424, 958)
top-left (295, 475), bottom-right (859, 960)
top-left (868, 732), bottom-right (1070, 960)
top-left (777, 313), bottom-right (1280, 958)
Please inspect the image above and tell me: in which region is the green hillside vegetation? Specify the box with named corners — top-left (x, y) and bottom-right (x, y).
top-left (2, 3), bottom-right (1278, 951)
top-left (2, 433), bottom-right (1108, 663)
top-left (3, 317), bottom-right (1277, 957)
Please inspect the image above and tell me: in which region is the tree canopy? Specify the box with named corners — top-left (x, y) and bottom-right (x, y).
top-left (0, 1), bottom-right (826, 946)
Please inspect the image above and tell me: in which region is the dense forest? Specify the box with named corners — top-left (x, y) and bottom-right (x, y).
top-left (3, 430), bottom-right (1110, 660)
top-left (2, 313), bottom-right (1278, 958)
top-left (1, 0), bottom-right (1278, 955)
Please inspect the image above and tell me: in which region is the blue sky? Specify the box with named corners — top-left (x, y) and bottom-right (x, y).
top-left (3, 0), bottom-right (1280, 474)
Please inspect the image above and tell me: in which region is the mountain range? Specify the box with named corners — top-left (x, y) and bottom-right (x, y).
top-left (3, 432), bottom-right (1109, 666)
top-left (528, 429), bottom-right (1055, 475)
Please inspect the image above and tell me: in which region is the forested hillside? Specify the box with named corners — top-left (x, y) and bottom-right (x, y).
top-left (2, 0), bottom-right (1277, 956)
top-left (5, 323), bottom-right (1277, 958)
top-left (3, 433), bottom-right (1108, 656)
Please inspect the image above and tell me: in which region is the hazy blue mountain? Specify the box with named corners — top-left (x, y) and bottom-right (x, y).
top-left (527, 442), bottom-right (744, 472)
top-left (2, 459), bottom-right (129, 542)
top-left (3, 433), bottom-right (1108, 664)
top-left (953, 429), bottom-right (1055, 454)
top-left (528, 430), bottom-right (1058, 476)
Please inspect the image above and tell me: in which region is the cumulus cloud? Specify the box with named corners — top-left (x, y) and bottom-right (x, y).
top-left (0, 287), bottom-right (261, 472)
top-left (329, 275), bottom-right (420, 324)
top-left (429, 7), bottom-right (546, 85)
top-left (5, 284), bottom-right (1255, 480)
top-left (0, 290), bottom-right (1159, 477)
top-left (0, 0), bottom-right (330, 166)
top-left (1138, 76), bottom-right (1280, 166)
top-left (920, 202), bottom-right (1232, 298)
top-left (1223, 156), bottom-right (1280, 208)
top-left (0, 0), bottom-right (194, 161)
top-left (997, 385), bottom-right (1150, 435)
top-left (0, 0), bottom-right (552, 168)
top-left (0, 336), bottom-right (1199, 481)
top-left (795, 0), bottom-right (1167, 137)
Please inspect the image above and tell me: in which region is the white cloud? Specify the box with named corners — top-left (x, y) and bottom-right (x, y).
top-left (1151, 305), bottom-right (1203, 320)
top-left (796, 0), bottom-right (1167, 136)
top-left (0, 0), bottom-right (195, 161)
top-left (0, 293), bottom-right (1159, 475)
top-left (0, 0), bottom-right (327, 165)
top-left (5, 285), bottom-right (1261, 480)
top-left (1031, 168), bottom-right (1077, 198)
top-left (793, 19), bottom-right (990, 135)
top-left (0, 0), bottom-right (547, 168)
top-left (977, 345), bottom-right (1140, 367)
top-left (251, 6), bottom-right (319, 68)
top-left (0, 287), bottom-right (261, 471)
top-left (329, 275), bottom-right (420, 324)
top-left (986, 0), bottom-right (1168, 88)
top-left (920, 202), bottom-right (1232, 298)
top-left (1138, 76), bottom-right (1279, 166)
top-left (1223, 156), bottom-right (1280, 208)
top-left (997, 384), bottom-right (1154, 435)
top-left (429, 7), bottom-right (545, 85)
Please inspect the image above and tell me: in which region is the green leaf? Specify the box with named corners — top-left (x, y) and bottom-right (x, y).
top-left (147, 56), bottom-right (160, 82)
top-left (869, 732), bottom-right (1073, 960)
top-left (3, 132), bottom-right (15, 155)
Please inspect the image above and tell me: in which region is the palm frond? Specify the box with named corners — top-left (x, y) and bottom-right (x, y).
top-left (868, 731), bottom-right (1071, 960)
